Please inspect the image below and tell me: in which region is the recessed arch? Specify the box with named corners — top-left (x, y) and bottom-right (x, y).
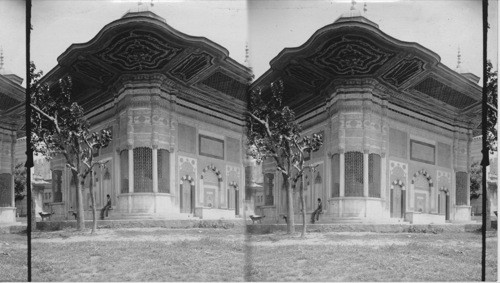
top-left (201, 164), bottom-right (223, 182)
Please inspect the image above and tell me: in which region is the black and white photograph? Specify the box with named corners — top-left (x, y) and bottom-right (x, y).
top-left (0, 0), bottom-right (498, 281)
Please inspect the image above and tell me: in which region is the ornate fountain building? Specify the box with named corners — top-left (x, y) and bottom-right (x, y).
top-left (251, 12), bottom-right (481, 224)
top-left (43, 11), bottom-right (252, 220)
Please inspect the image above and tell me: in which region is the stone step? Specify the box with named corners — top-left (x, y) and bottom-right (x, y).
top-left (107, 213), bottom-right (200, 220)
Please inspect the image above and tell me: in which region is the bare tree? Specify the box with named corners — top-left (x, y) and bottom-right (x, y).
top-left (29, 62), bottom-right (111, 232)
top-left (247, 80), bottom-right (322, 236)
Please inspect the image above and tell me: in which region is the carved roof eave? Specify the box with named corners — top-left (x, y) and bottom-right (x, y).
top-left (55, 14), bottom-right (252, 78)
top-left (0, 102), bottom-right (25, 131)
top-left (250, 19), bottom-right (443, 91)
top-left (251, 18), bottom-right (482, 117)
top-left (0, 74), bottom-right (25, 102)
top-left (267, 21), bottom-right (440, 71)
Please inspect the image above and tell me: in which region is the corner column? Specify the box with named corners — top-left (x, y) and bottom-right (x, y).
top-left (466, 131), bottom-right (472, 206)
top-left (128, 146), bottom-right (134, 213)
top-left (339, 151), bottom-right (345, 197)
top-left (363, 150), bottom-right (369, 197)
top-left (10, 134), bottom-right (15, 207)
top-left (152, 146), bottom-right (158, 193)
top-left (169, 148), bottom-right (175, 195)
top-left (380, 153), bottom-right (387, 201)
top-left (128, 147), bottom-right (134, 193)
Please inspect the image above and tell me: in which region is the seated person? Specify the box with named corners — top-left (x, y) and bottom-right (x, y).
top-left (100, 194), bottom-right (112, 220)
top-left (311, 198), bottom-right (322, 224)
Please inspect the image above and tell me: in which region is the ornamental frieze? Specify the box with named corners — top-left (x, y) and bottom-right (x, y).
top-left (307, 36), bottom-right (395, 76)
top-left (345, 119), bottom-right (362, 129)
top-left (95, 30), bottom-right (183, 71)
top-left (386, 110), bottom-right (455, 140)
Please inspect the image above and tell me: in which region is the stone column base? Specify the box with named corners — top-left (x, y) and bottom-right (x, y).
top-left (0, 207), bottom-right (16, 224)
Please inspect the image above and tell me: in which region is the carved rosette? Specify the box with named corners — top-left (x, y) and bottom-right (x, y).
top-left (95, 30), bottom-right (183, 71)
top-left (308, 36), bottom-right (395, 76)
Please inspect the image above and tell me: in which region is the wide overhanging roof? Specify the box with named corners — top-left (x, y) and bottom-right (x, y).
top-left (43, 11), bottom-right (252, 113)
top-left (252, 13), bottom-right (482, 123)
top-left (0, 74), bottom-right (25, 134)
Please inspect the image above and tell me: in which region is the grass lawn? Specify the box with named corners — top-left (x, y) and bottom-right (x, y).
top-left (0, 233), bottom-right (28, 282)
top-left (1, 228), bottom-right (497, 281)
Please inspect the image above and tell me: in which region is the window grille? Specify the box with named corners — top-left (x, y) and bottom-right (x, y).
top-left (369, 154), bottom-right (381, 198)
top-left (0, 173), bottom-right (12, 207)
top-left (345, 152), bottom-right (364, 197)
top-left (52, 170), bottom-right (63, 202)
top-left (455, 172), bottom-right (468, 205)
top-left (134, 147), bottom-right (153, 192)
top-left (158, 149), bottom-right (170, 193)
top-left (120, 149), bottom-right (129, 193)
top-left (264, 173), bottom-right (274, 206)
top-left (331, 154), bottom-right (340, 197)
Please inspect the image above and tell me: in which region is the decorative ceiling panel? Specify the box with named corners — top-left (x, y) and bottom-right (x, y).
top-left (382, 57), bottom-right (425, 88)
top-left (72, 59), bottom-right (113, 84)
top-left (200, 71), bottom-right (247, 101)
top-left (284, 64), bottom-right (325, 88)
top-left (95, 30), bottom-right (183, 71)
top-left (412, 77), bottom-right (477, 109)
top-left (306, 35), bottom-right (395, 76)
top-left (170, 52), bottom-right (213, 82)
top-left (0, 92), bottom-right (21, 111)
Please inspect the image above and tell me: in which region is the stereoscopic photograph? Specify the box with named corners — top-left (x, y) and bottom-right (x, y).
top-left (0, 0), bottom-right (497, 281)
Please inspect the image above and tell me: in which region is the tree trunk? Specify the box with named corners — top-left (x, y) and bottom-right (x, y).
top-left (75, 171), bottom-right (85, 231)
top-left (284, 176), bottom-right (295, 234)
top-left (89, 169), bottom-right (97, 234)
top-left (299, 182), bottom-right (306, 238)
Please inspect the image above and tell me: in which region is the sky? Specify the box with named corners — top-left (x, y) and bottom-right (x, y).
top-left (0, 0), bottom-right (498, 86)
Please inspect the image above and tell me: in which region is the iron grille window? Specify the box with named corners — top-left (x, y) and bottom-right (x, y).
top-left (52, 170), bottom-right (63, 202)
top-left (345, 151), bottom-right (364, 197)
top-left (134, 147), bottom-right (153, 192)
top-left (120, 149), bottom-right (129, 193)
top-left (331, 154), bottom-right (340, 197)
top-left (0, 173), bottom-right (12, 207)
top-left (158, 149), bottom-right (170, 193)
top-left (264, 173), bottom-right (274, 206)
top-left (455, 171), bottom-right (468, 205)
top-left (368, 154), bottom-right (381, 198)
